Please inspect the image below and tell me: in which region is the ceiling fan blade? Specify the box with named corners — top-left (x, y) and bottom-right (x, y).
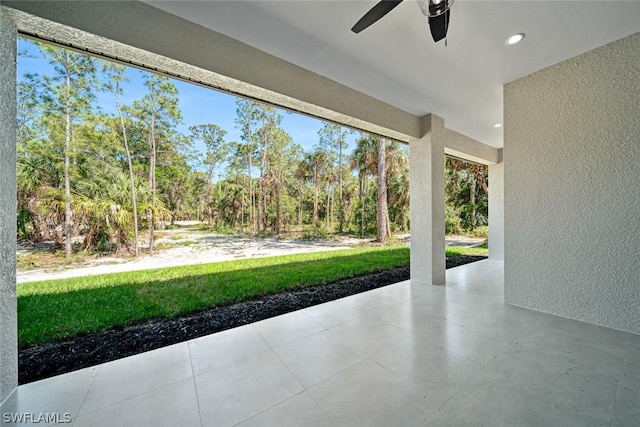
top-left (429, 8), bottom-right (450, 42)
top-left (351, 0), bottom-right (403, 33)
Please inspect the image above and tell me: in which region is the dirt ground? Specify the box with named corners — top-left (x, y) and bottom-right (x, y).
top-left (17, 222), bottom-right (485, 283)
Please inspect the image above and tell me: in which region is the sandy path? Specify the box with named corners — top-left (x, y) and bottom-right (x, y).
top-left (17, 234), bottom-right (369, 284)
top-left (17, 225), bottom-right (484, 284)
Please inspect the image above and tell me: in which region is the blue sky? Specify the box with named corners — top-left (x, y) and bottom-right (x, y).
top-left (18, 37), bottom-right (359, 159)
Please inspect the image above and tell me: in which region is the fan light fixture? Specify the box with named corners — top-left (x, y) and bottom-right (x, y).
top-left (506, 33), bottom-right (525, 46)
top-left (351, 0), bottom-right (455, 42)
top-left (494, 124), bottom-right (502, 128)
top-left (418, 0), bottom-right (455, 18)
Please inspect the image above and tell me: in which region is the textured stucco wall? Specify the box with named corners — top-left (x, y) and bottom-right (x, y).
top-left (504, 32), bottom-right (640, 334)
top-left (488, 160), bottom-right (504, 261)
top-left (0, 8), bottom-right (18, 402)
top-left (410, 115), bottom-right (446, 285)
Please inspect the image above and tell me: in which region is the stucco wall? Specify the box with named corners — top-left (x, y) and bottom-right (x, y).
top-left (504, 32), bottom-right (640, 334)
top-left (410, 114), bottom-right (446, 285)
top-left (488, 160), bottom-right (504, 261)
top-left (0, 8), bottom-right (18, 402)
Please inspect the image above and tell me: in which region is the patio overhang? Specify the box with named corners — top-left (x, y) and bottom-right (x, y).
top-left (0, 1), bottom-right (504, 402)
top-left (3, 1), bottom-right (500, 161)
top-left (2, 0), bottom-right (638, 409)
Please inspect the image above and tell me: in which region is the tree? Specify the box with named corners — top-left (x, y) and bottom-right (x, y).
top-left (350, 135), bottom-right (377, 237)
top-left (157, 147), bottom-right (194, 225)
top-left (235, 99), bottom-right (264, 233)
top-left (255, 106), bottom-right (281, 233)
top-left (376, 137), bottom-right (389, 243)
top-left (299, 148), bottom-right (328, 235)
top-left (445, 156), bottom-right (488, 232)
top-left (190, 124), bottom-right (228, 225)
top-left (266, 129), bottom-right (300, 235)
top-left (38, 44), bottom-right (97, 257)
top-left (131, 74), bottom-right (181, 252)
top-left (319, 123), bottom-right (352, 233)
top-left (351, 134), bottom-right (408, 240)
top-left (103, 63), bottom-right (140, 256)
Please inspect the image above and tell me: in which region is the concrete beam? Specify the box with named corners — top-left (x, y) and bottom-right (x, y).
top-left (3, 1), bottom-right (423, 142)
top-left (0, 6), bottom-right (18, 403)
top-left (444, 128), bottom-right (501, 165)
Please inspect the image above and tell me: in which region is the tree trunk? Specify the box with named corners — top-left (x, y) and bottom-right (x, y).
top-left (312, 166), bottom-right (318, 233)
top-left (149, 115), bottom-right (156, 254)
top-left (247, 155), bottom-right (256, 233)
top-left (258, 138), bottom-right (268, 234)
top-left (275, 180), bottom-right (281, 235)
top-left (115, 87), bottom-right (139, 257)
top-left (326, 188), bottom-right (330, 231)
top-left (240, 190), bottom-right (245, 232)
top-left (470, 177), bottom-right (477, 230)
top-left (64, 68), bottom-right (73, 258)
top-left (376, 138), bottom-right (389, 243)
top-left (338, 135), bottom-right (343, 233)
top-left (360, 175), bottom-right (366, 238)
top-left (298, 183), bottom-right (303, 229)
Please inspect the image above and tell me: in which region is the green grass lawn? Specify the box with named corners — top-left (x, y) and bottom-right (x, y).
top-left (445, 246), bottom-right (489, 257)
top-left (18, 245), bottom-right (488, 348)
top-left (18, 247), bottom-right (409, 348)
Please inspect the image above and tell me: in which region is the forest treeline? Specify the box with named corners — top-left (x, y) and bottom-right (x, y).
top-left (16, 41), bottom-right (488, 257)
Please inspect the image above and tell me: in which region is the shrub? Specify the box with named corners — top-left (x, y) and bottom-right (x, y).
top-left (470, 225), bottom-right (489, 238)
top-left (445, 204), bottom-right (463, 235)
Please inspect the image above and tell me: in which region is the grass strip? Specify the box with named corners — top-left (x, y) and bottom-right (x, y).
top-left (18, 247), bottom-right (411, 348)
top-left (19, 245), bottom-right (488, 348)
top-left (445, 246), bottom-right (489, 257)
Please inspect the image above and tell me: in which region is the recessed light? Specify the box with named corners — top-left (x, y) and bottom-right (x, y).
top-left (505, 33), bottom-right (525, 46)
top-left (494, 123), bottom-right (502, 128)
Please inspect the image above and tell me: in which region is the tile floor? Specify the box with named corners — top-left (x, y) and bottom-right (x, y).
top-left (2, 260), bottom-right (638, 426)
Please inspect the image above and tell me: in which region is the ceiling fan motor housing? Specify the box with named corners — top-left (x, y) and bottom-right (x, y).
top-left (417, 0), bottom-right (455, 17)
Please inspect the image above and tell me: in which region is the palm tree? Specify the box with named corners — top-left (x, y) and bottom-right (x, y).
top-left (350, 135), bottom-right (377, 237)
top-left (103, 63), bottom-right (140, 256)
top-left (446, 156), bottom-right (488, 231)
top-left (298, 149), bottom-right (328, 234)
top-left (350, 135), bottom-right (408, 240)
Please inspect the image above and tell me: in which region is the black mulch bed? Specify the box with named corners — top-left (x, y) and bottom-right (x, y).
top-left (19, 255), bottom-right (487, 384)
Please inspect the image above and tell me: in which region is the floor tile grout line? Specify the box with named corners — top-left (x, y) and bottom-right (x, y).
top-left (73, 375), bottom-right (195, 419)
top-left (323, 318), bottom-right (400, 357)
top-left (366, 357), bottom-right (443, 420)
top-left (273, 332), bottom-right (369, 391)
top-left (227, 355), bottom-right (306, 426)
top-left (268, 337), bottom-right (307, 392)
top-left (186, 342), bottom-right (205, 427)
top-left (294, 355), bottom-right (376, 396)
top-left (72, 364), bottom-right (101, 425)
top-left (423, 314), bottom-right (524, 424)
top-left (303, 387), bottom-right (340, 425)
top-left (609, 376), bottom-right (621, 427)
top-left (227, 390), bottom-right (307, 427)
top-left (190, 347), bottom-right (272, 378)
top-left (609, 338), bottom-right (635, 427)
top-left (422, 347), bottom-right (504, 425)
top-left (253, 311), bottom-right (327, 350)
top-left (73, 347), bottom-right (195, 419)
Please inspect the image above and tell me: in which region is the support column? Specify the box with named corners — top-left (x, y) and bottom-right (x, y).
top-left (0, 7), bottom-right (18, 403)
top-left (410, 114), bottom-right (446, 285)
top-left (488, 157), bottom-right (504, 260)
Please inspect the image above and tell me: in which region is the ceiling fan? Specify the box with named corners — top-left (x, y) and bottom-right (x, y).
top-left (351, 0), bottom-right (455, 43)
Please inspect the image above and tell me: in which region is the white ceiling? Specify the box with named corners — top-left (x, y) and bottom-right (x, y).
top-left (145, 1), bottom-right (640, 148)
